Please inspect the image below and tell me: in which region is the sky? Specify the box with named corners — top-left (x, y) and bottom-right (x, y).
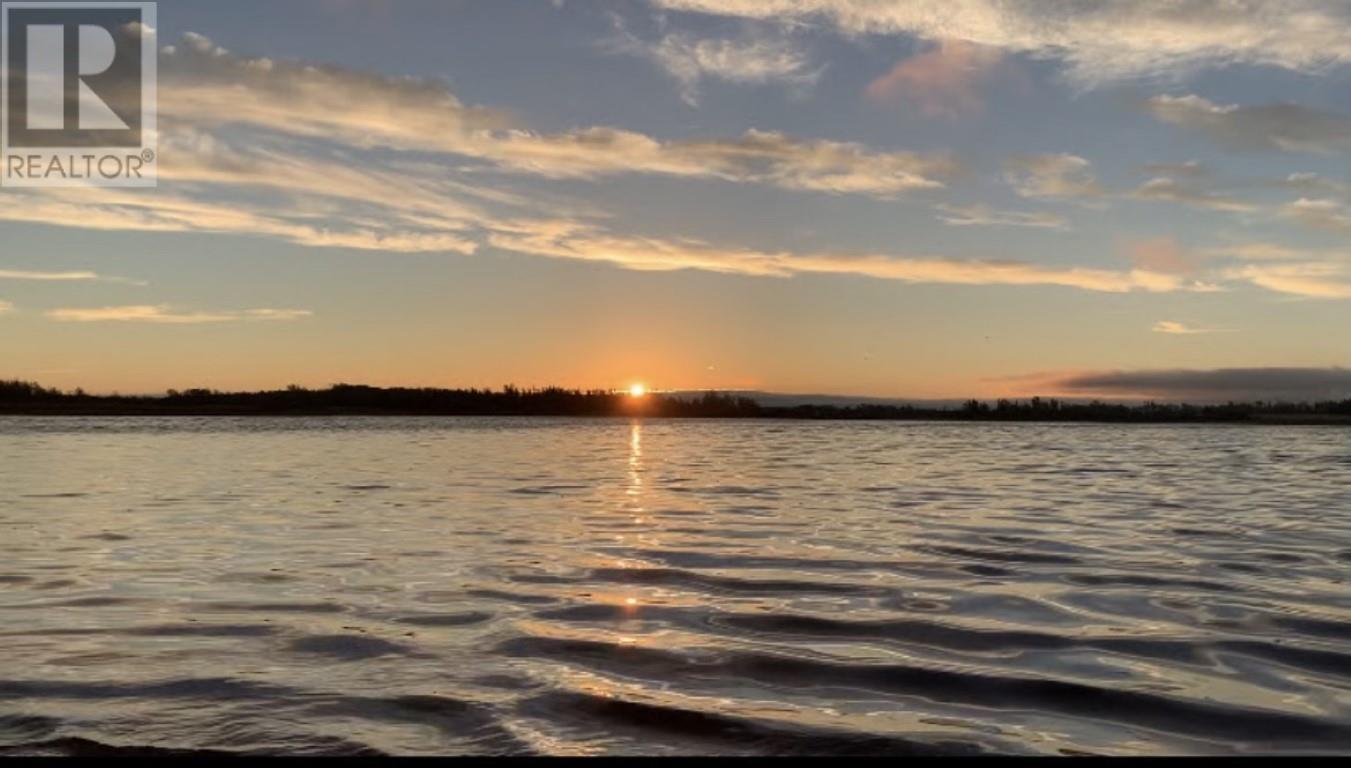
top-left (2, 0), bottom-right (1350, 400)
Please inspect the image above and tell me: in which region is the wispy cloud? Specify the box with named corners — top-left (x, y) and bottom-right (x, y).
top-left (935, 204), bottom-right (1068, 230)
top-left (158, 34), bottom-right (946, 197)
top-left (865, 40), bottom-right (1004, 119)
top-left (0, 269), bottom-right (147, 285)
top-left (1119, 238), bottom-right (1351, 299)
top-left (1222, 261), bottom-right (1351, 299)
top-left (651, 0), bottom-right (1351, 86)
top-left (1130, 176), bottom-right (1255, 212)
top-left (1147, 95), bottom-right (1351, 153)
top-left (1003, 155), bottom-right (1263, 214)
top-left (609, 20), bottom-right (820, 106)
top-left (46, 305), bottom-right (314, 324)
top-left (162, 32), bottom-right (510, 152)
top-left (1280, 172), bottom-right (1351, 199)
top-left (479, 127), bottom-right (955, 195)
top-left (1152, 320), bottom-right (1230, 335)
top-left (1198, 241), bottom-right (1351, 298)
top-left (0, 269), bottom-right (100, 281)
top-left (1281, 197), bottom-right (1351, 235)
top-left (0, 185), bottom-right (482, 255)
top-left (1142, 160), bottom-right (1209, 178)
top-left (5, 29), bottom-right (1344, 311)
top-left (1204, 242), bottom-right (1310, 262)
top-left (0, 32), bottom-right (957, 259)
top-left (486, 219), bottom-right (1204, 293)
top-left (1004, 153), bottom-right (1102, 201)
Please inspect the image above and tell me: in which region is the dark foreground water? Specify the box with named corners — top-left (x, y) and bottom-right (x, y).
top-left (1, 416), bottom-right (1349, 756)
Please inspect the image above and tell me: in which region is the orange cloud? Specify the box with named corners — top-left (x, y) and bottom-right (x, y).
top-left (487, 219), bottom-right (1205, 294)
top-left (865, 40), bottom-right (1003, 119)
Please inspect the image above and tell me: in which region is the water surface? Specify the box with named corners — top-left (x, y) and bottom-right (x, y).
top-left (1, 417), bottom-right (1349, 755)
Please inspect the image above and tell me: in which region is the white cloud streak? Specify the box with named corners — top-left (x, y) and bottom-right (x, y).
top-left (487, 219), bottom-right (1202, 293)
top-left (1223, 262), bottom-right (1351, 299)
top-left (45, 305), bottom-right (314, 324)
top-left (935, 204), bottom-right (1068, 230)
top-left (1152, 320), bottom-right (1230, 335)
top-left (0, 268), bottom-right (147, 285)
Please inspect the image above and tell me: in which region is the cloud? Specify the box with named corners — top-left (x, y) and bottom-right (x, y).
top-left (3, 131), bottom-right (953, 253)
top-left (1142, 160), bottom-right (1208, 178)
top-left (1222, 261), bottom-right (1351, 299)
top-left (1002, 156), bottom-right (1264, 215)
top-left (1121, 236), bottom-right (1208, 276)
top-left (1004, 153), bottom-right (1102, 200)
top-left (1203, 242), bottom-right (1317, 262)
top-left (1152, 320), bottom-right (1229, 335)
top-left (1053, 367), bottom-right (1351, 401)
top-left (46, 305), bottom-right (313, 324)
top-left (8, 28), bottom-right (1341, 311)
top-left (1124, 240), bottom-right (1199, 278)
top-left (0, 300), bottom-right (13, 316)
top-left (935, 204), bottom-right (1068, 230)
top-left (235, 309), bottom-right (313, 321)
top-left (1147, 95), bottom-right (1351, 153)
top-left (158, 34), bottom-right (947, 198)
top-left (161, 32), bottom-right (511, 153)
top-left (610, 22), bottom-right (821, 106)
top-left (1111, 236), bottom-right (1351, 300)
top-left (0, 32), bottom-right (958, 269)
top-left (0, 269), bottom-right (101, 281)
top-left (487, 219), bottom-right (1202, 293)
top-left (0, 269), bottom-right (147, 285)
top-left (1281, 197), bottom-right (1351, 235)
top-left (480, 127), bottom-right (955, 196)
top-left (0, 186), bottom-right (482, 255)
top-left (1279, 172), bottom-right (1351, 199)
top-left (650, 0), bottom-right (1351, 85)
top-left (865, 39), bottom-right (1003, 119)
top-left (1198, 241), bottom-right (1351, 298)
top-left (998, 155), bottom-right (1279, 216)
top-left (1130, 176), bottom-right (1255, 212)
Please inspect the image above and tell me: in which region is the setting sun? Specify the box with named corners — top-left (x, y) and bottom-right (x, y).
top-left (2, 2), bottom-right (1346, 758)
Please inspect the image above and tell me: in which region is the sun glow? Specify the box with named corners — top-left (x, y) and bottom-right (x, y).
top-left (628, 383), bottom-right (647, 397)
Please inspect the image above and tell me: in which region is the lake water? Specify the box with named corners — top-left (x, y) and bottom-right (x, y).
top-left (1, 416), bottom-right (1349, 755)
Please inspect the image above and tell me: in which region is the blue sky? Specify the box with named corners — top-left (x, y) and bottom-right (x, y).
top-left (2, 0), bottom-right (1350, 399)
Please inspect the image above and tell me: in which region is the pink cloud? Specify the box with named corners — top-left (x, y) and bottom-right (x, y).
top-left (1120, 236), bottom-right (1208, 276)
top-left (865, 40), bottom-right (1003, 119)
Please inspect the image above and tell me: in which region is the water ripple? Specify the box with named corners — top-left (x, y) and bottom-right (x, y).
top-left (1, 416), bottom-right (1350, 755)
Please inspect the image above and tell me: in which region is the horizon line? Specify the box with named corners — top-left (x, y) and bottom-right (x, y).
top-left (5, 378), bottom-right (1351, 408)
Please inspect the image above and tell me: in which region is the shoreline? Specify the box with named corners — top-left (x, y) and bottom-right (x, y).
top-left (2, 408), bottom-right (1348, 425)
top-left (5, 381), bottom-right (1350, 425)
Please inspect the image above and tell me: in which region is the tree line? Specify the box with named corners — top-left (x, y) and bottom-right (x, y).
top-left (2, 379), bottom-right (1349, 423)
